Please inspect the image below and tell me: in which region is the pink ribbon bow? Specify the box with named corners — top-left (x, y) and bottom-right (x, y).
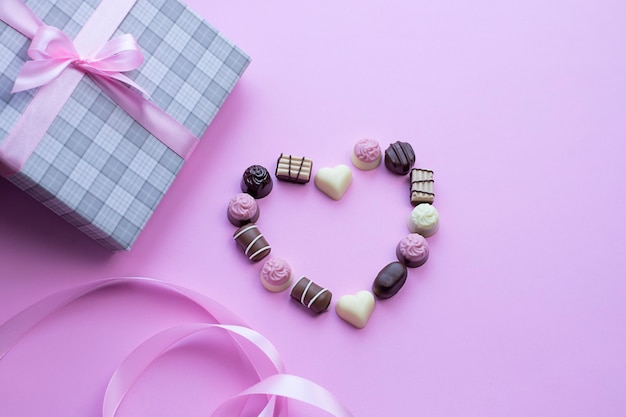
top-left (12, 25), bottom-right (147, 96)
top-left (0, 0), bottom-right (200, 177)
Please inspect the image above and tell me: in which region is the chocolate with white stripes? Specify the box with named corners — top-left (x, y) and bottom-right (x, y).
top-left (233, 223), bottom-right (271, 262)
top-left (290, 277), bottom-right (333, 314)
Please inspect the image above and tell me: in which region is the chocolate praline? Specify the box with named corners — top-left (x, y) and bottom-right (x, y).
top-left (372, 262), bottom-right (408, 299)
top-left (384, 141), bottom-right (415, 175)
top-left (227, 193), bottom-right (260, 227)
top-left (241, 165), bottom-right (273, 198)
top-left (396, 233), bottom-right (429, 268)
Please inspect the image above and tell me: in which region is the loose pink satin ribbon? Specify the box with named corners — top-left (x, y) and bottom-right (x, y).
top-left (0, 277), bottom-right (354, 417)
top-left (0, 0), bottom-right (199, 177)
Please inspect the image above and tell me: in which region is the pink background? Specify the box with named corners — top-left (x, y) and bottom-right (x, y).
top-left (1, 0), bottom-right (626, 416)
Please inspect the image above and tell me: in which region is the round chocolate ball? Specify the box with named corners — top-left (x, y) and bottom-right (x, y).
top-left (241, 165), bottom-right (273, 198)
top-left (384, 141), bottom-right (415, 175)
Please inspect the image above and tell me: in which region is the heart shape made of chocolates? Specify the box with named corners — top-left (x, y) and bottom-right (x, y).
top-left (231, 140), bottom-right (440, 329)
top-left (313, 164), bottom-right (353, 200)
top-left (335, 291), bottom-right (376, 329)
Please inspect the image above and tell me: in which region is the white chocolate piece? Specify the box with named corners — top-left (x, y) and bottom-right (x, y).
top-left (407, 203), bottom-right (439, 237)
top-left (335, 290), bottom-right (376, 329)
top-left (314, 164), bottom-right (353, 200)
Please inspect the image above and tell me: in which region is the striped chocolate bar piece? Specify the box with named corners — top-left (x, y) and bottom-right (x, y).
top-left (290, 277), bottom-right (332, 314)
top-left (233, 223), bottom-right (271, 262)
top-left (410, 168), bottom-right (435, 205)
top-left (275, 153), bottom-right (313, 184)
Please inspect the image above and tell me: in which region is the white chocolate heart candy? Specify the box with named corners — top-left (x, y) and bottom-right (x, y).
top-left (335, 290), bottom-right (376, 329)
top-left (314, 164), bottom-right (353, 200)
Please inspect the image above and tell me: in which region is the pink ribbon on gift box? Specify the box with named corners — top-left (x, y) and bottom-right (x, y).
top-left (0, 0), bottom-right (200, 177)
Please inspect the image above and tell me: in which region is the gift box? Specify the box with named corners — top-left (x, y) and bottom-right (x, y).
top-left (0, 0), bottom-right (250, 250)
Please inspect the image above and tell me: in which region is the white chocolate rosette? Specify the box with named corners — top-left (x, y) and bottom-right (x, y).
top-left (407, 203), bottom-right (439, 237)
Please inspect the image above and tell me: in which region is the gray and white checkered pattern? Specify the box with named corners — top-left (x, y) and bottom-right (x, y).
top-left (0, 0), bottom-right (250, 250)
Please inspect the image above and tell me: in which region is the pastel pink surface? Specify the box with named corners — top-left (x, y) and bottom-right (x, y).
top-left (1, 1), bottom-right (626, 416)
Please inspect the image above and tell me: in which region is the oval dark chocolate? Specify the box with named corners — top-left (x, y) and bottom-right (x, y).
top-left (384, 141), bottom-right (415, 175)
top-left (372, 262), bottom-right (408, 299)
top-left (241, 165), bottom-right (273, 198)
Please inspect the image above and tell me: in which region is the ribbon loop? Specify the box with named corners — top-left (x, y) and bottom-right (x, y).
top-left (12, 24), bottom-right (146, 95)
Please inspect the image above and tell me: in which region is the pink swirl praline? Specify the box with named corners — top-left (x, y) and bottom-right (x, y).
top-left (260, 258), bottom-right (293, 292)
top-left (227, 193), bottom-right (259, 226)
top-left (396, 233), bottom-right (429, 268)
top-left (351, 138), bottom-right (382, 170)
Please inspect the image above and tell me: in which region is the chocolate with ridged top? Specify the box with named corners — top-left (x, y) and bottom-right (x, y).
top-left (241, 165), bottom-right (273, 198)
top-left (410, 168), bottom-right (435, 205)
top-left (384, 141), bottom-right (415, 175)
top-left (233, 223), bottom-right (271, 262)
top-left (290, 277), bottom-right (332, 314)
top-left (275, 153), bottom-right (312, 184)
top-left (372, 262), bottom-right (408, 299)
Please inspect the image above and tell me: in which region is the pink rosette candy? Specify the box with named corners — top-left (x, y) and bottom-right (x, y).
top-left (260, 258), bottom-right (294, 292)
top-left (227, 193), bottom-right (260, 227)
top-left (350, 138), bottom-right (382, 170)
top-left (396, 233), bottom-right (429, 268)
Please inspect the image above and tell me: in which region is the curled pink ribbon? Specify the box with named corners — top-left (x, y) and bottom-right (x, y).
top-left (0, 277), bottom-right (354, 417)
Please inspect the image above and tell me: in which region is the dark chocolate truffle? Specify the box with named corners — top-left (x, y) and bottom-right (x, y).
top-left (372, 262), bottom-right (408, 299)
top-left (241, 165), bottom-right (273, 198)
top-left (384, 141), bottom-right (415, 175)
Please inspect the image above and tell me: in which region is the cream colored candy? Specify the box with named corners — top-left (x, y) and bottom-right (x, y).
top-left (407, 203), bottom-right (439, 237)
top-left (260, 258), bottom-right (293, 292)
top-left (314, 164), bottom-right (353, 200)
top-left (335, 290), bottom-right (376, 329)
top-left (351, 138), bottom-right (382, 170)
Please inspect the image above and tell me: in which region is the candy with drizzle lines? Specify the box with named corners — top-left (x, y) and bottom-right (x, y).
top-left (290, 277), bottom-right (332, 314)
top-left (233, 223), bottom-right (271, 262)
top-left (275, 153), bottom-right (313, 184)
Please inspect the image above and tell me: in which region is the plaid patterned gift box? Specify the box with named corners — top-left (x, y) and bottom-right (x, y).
top-left (0, 0), bottom-right (249, 250)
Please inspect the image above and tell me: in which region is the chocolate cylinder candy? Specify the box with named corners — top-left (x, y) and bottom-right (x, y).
top-left (233, 223), bottom-right (271, 262)
top-left (290, 277), bottom-right (332, 314)
top-left (384, 141), bottom-right (415, 175)
top-left (241, 165), bottom-right (273, 198)
top-left (372, 262), bottom-right (408, 299)
top-left (275, 153), bottom-right (313, 184)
